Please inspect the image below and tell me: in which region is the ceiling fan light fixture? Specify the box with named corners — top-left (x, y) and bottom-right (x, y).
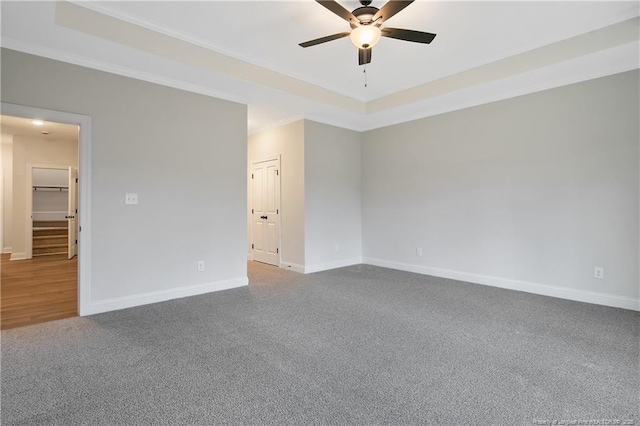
top-left (299, 0), bottom-right (436, 67)
top-left (350, 25), bottom-right (381, 49)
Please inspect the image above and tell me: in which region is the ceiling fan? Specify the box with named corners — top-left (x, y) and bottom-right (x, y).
top-left (299, 0), bottom-right (436, 65)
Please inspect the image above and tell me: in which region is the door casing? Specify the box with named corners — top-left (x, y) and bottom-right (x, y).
top-left (68, 166), bottom-right (78, 259)
top-left (2, 102), bottom-right (92, 316)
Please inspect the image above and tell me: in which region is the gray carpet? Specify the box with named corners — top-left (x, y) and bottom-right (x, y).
top-left (2, 262), bottom-right (638, 425)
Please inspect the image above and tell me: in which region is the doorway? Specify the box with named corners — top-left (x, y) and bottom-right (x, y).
top-left (0, 105), bottom-right (89, 329)
top-left (27, 166), bottom-right (78, 260)
top-left (250, 157), bottom-right (281, 266)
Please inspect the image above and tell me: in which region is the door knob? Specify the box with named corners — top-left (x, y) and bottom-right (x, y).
top-left (260, 215), bottom-right (267, 220)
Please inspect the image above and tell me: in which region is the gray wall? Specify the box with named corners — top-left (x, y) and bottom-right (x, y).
top-left (362, 70), bottom-right (639, 301)
top-left (304, 120), bottom-right (362, 271)
top-left (4, 49), bottom-right (636, 312)
top-left (2, 49), bottom-right (247, 304)
top-left (248, 119), bottom-right (363, 272)
top-left (248, 120), bottom-right (305, 268)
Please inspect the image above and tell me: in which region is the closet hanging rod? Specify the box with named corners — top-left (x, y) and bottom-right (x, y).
top-left (33, 185), bottom-right (68, 191)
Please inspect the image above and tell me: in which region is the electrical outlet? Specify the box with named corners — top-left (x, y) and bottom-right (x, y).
top-left (334, 244), bottom-right (340, 252)
top-left (416, 247), bottom-right (423, 256)
top-left (197, 261), bottom-right (205, 272)
top-left (594, 267), bottom-right (604, 279)
top-left (125, 193), bottom-right (138, 205)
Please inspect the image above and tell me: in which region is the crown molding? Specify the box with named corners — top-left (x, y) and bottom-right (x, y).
top-left (4, 37), bottom-right (637, 136)
top-left (302, 113), bottom-right (365, 133)
top-left (3, 10), bottom-right (638, 136)
top-left (54, 2), bottom-right (365, 113)
top-left (248, 115), bottom-right (305, 136)
top-left (368, 17), bottom-right (640, 114)
top-left (67, 0), bottom-right (640, 106)
top-left (358, 41), bottom-right (640, 131)
top-left (0, 38), bottom-right (249, 106)
top-left (67, 1), bottom-right (369, 102)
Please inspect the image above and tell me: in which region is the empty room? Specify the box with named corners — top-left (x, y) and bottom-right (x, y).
top-left (1, 1), bottom-right (638, 425)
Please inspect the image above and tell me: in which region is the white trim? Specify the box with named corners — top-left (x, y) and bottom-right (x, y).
top-left (279, 262), bottom-right (305, 274)
top-left (0, 38), bottom-right (248, 106)
top-left (9, 252), bottom-right (26, 261)
top-left (248, 115), bottom-right (304, 136)
top-left (84, 277), bottom-right (248, 316)
top-left (2, 247), bottom-right (12, 254)
top-left (3, 36), bottom-right (637, 137)
top-left (248, 155), bottom-right (282, 166)
top-left (362, 42), bottom-right (640, 132)
top-left (1, 102), bottom-right (92, 317)
top-left (0, 156), bottom-right (3, 258)
top-left (363, 257), bottom-right (640, 312)
top-left (64, 1), bottom-right (367, 102)
top-left (63, 1), bottom-right (640, 104)
top-left (304, 257), bottom-right (363, 274)
top-left (303, 113), bottom-right (364, 133)
top-left (247, 252), bottom-right (252, 261)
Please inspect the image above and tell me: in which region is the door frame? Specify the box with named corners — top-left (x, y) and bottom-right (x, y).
top-left (1, 102), bottom-right (92, 316)
top-left (0, 154), bottom-right (3, 255)
top-left (68, 166), bottom-right (78, 259)
top-left (249, 155), bottom-right (281, 266)
top-left (26, 164), bottom-right (72, 260)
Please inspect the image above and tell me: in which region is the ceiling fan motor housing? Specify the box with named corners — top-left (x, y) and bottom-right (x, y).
top-left (351, 6), bottom-right (379, 27)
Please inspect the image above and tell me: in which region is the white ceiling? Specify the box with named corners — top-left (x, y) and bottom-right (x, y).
top-left (85, 0), bottom-right (638, 100)
top-left (1, 115), bottom-right (79, 141)
top-left (1, 1), bottom-right (639, 133)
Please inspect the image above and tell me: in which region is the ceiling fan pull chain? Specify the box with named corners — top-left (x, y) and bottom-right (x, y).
top-left (364, 65), bottom-right (368, 88)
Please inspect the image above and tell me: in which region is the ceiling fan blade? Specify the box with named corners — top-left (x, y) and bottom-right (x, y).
top-left (372, 1), bottom-right (414, 24)
top-left (317, 0), bottom-right (357, 24)
top-left (381, 27), bottom-right (436, 44)
top-left (299, 32), bottom-right (350, 48)
top-left (358, 48), bottom-right (372, 65)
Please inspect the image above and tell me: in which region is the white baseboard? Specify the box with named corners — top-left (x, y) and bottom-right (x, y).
top-left (279, 262), bottom-right (305, 274)
top-left (84, 276), bottom-right (249, 316)
top-left (363, 257), bottom-right (640, 312)
top-left (3, 246), bottom-right (12, 254)
top-left (10, 252), bottom-right (26, 261)
top-left (305, 257), bottom-right (363, 274)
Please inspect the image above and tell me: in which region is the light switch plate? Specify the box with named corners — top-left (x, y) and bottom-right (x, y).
top-left (125, 193), bottom-right (138, 205)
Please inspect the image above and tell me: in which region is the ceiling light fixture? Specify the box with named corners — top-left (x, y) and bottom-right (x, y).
top-left (350, 25), bottom-right (381, 49)
top-left (32, 120), bottom-right (44, 126)
top-left (299, 1), bottom-right (437, 67)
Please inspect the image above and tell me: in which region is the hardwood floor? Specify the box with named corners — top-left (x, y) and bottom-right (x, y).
top-left (1, 253), bottom-right (77, 330)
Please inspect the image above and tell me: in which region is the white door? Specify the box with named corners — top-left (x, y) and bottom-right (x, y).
top-left (252, 159), bottom-right (280, 265)
top-left (67, 166), bottom-right (77, 259)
